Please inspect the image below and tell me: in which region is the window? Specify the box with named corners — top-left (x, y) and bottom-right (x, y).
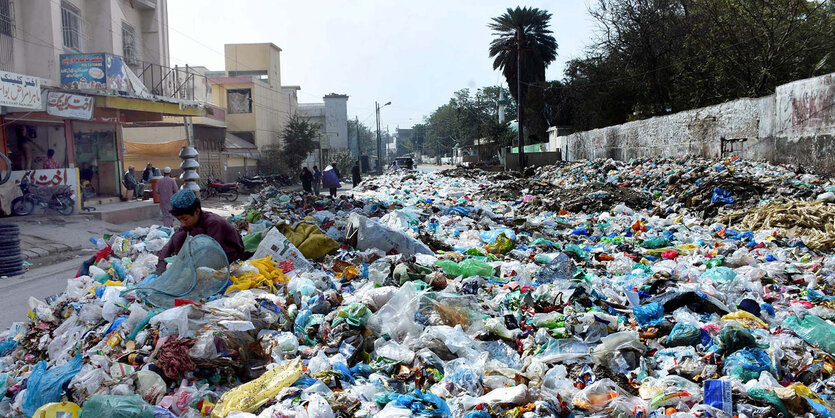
top-left (121, 22), bottom-right (137, 63)
top-left (227, 89), bottom-right (252, 114)
top-left (0, 0), bottom-right (12, 37)
top-left (61, 2), bottom-right (81, 51)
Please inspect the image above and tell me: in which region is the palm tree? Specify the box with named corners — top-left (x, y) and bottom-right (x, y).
top-left (488, 7), bottom-right (558, 103)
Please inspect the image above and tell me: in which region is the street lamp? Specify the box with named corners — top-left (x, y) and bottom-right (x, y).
top-left (376, 101), bottom-right (391, 173)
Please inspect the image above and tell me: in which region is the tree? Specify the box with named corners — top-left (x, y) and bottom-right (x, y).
top-left (347, 119), bottom-right (376, 157)
top-left (488, 7), bottom-right (558, 143)
top-left (277, 114), bottom-right (319, 174)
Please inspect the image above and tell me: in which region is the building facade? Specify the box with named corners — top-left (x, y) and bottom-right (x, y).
top-left (1, 0), bottom-right (169, 79)
top-left (0, 0), bottom-right (204, 213)
top-left (298, 93), bottom-right (348, 167)
top-left (208, 43), bottom-right (298, 153)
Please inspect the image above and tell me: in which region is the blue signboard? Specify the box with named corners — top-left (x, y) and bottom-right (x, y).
top-left (60, 53), bottom-right (129, 92)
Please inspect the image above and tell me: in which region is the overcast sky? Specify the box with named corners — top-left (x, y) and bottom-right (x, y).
top-left (168, 1), bottom-right (596, 130)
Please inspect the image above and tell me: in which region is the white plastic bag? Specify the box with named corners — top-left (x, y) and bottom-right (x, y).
top-left (347, 213), bottom-right (432, 257)
top-left (252, 227), bottom-right (312, 272)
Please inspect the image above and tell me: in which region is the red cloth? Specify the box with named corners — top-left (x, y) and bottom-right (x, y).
top-left (156, 336), bottom-right (196, 379)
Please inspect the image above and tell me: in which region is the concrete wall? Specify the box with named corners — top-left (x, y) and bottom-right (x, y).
top-left (5, 0), bottom-right (168, 83)
top-left (553, 72), bottom-right (835, 175)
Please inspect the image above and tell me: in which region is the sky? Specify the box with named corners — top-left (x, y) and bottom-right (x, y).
top-left (167, 1), bottom-right (597, 130)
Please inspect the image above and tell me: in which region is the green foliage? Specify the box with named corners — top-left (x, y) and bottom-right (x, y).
top-left (488, 6), bottom-right (558, 144)
top-left (261, 114), bottom-right (319, 175)
top-left (559, 0), bottom-right (835, 130)
top-left (347, 119), bottom-right (376, 157)
top-left (415, 86), bottom-right (515, 158)
top-left (329, 150), bottom-right (355, 179)
top-left (281, 114), bottom-right (319, 172)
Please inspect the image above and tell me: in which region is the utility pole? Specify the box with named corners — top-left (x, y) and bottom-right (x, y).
top-left (375, 101), bottom-right (391, 173)
top-left (516, 27), bottom-right (525, 172)
top-left (355, 116), bottom-right (361, 165)
top-left (376, 102), bottom-right (382, 173)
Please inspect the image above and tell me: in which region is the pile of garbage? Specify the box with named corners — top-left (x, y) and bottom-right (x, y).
top-left (3, 157), bottom-right (835, 417)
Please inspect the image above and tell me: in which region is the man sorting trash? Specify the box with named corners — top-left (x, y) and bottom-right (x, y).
top-left (156, 188), bottom-right (246, 274)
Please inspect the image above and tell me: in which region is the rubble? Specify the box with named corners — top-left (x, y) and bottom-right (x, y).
top-left (2, 157), bottom-right (835, 417)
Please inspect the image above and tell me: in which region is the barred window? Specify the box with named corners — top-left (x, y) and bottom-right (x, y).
top-left (61, 2), bottom-right (81, 51)
top-left (0, 0), bottom-right (12, 37)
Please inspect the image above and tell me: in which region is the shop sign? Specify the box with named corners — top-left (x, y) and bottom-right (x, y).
top-left (46, 92), bottom-right (94, 120)
top-left (0, 71), bottom-right (41, 110)
top-left (59, 53), bottom-right (129, 92)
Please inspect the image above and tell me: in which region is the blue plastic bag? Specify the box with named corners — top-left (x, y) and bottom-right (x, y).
top-left (666, 323), bottom-right (701, 347)
top-left (711, 188), bottom-right (734, 204)
top-left (633, 302), bottom-right (664, 327)
top-left (22, 354), bottom-right (83, 417)
top-left (389, 389), bottom-right (452, 417)
top-left (479, 228), bottom-right (516, 243)
top-left (722, 348), bottom-right (773, 382)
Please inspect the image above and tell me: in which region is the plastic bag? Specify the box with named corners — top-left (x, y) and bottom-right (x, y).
top-left (633, 302), bottom-right (664, 327)
top-left (149, 305), bottom-right (205, 338)
top-left (346, 213), bottom-right (432, 257)
top-left (251, 227), bottom-right (312, 273)
top-left (666, 323), bottom-right (701, 347)
top-left (485, 233), bottom-right (514, 254)
top-left (534, 253), bottom-right (576, 284)
top-left (279, 222), bottom-right (340, 259)
top-left (136, 370), bottom-right (166, 404)
top-left (129, 235), bottom-right (230, 308)
top-left (80, 394), bottom-right (154, 418)
top-left (212, 359), bottom-right (303, 417)
top-left (717, 325), bottom-right (762, 355)
top-left (572, 378), bottom-right (623, 412)
top-left (306, 393), bottom-right (335, 418)
top-left (22, 354), bottom-right (83, 417)
top-left (435, 259), bottom-right (495, 278)
top-left (722, 348), bottom-right (773, 382)
top-left (782, 314), bottom-right (835, 354)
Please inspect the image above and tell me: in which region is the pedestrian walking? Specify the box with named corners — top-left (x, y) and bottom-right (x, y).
top-left (312, 166), bottom-right (322, 195)
top-left (322, 164), bottom-right (341, 198)
top-left (156, 167), bottom-right (179, 227)
top-left (352, 161), bottom-right (361, 188)
top-left (300, 167), bottom-right (313, 194)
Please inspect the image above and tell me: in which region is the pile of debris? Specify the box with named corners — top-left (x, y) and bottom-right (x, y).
top-left (1, 158), bottom-right (835, 417)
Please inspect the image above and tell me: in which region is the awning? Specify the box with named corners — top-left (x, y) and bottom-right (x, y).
top-left (223, 132), bottom-right (260, 160)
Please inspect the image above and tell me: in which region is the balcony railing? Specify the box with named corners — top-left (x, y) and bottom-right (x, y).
top-left (132, 61), bottom-right (210, 102)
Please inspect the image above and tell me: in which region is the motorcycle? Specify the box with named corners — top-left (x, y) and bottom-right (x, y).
top-left (200, 177), bottom-right (239, 202)
top-left (11, 172), bottom-right (75, 216)
top-left (236, 174), bottom-right (265, 191)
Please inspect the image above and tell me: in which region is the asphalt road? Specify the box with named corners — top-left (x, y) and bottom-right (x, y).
top-left (0, 257), bottom-right (86, 329)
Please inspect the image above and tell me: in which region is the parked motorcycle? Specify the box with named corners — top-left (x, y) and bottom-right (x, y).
top-left (11, 173), bottom-right (75, 216)
top-left (200, 177), bottom-right (239, 202)
top-left (236, 174), bottom-right (265, 191)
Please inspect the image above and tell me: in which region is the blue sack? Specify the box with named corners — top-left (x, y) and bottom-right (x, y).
top-left (22, 354), bottom-right (83, 417)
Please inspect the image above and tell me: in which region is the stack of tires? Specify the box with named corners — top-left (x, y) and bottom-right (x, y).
top-left (0, 223), bottom-right (24, 277)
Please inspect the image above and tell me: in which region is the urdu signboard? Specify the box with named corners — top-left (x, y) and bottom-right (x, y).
top-left (0, 71), bottom-right (41, 110)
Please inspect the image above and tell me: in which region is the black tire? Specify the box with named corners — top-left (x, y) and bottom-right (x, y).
top-left (11, 197), bottom-right (34, 216)
top-left (0, 269), bottom-right (25, 277)
top-left (0, 253), bottom-right (23, 263)
top-left (200, 188), bottom-right (210, 200)
top-left (0, 223), bottom-right (19, 234)
top-left (0, 247), bottom-right (21, 257)
top-left (55, 195), bottom-right (75, 216)
top-left (223, 189), bottom-right (239, 202)
top-left (0, 234), bottom-right (18, 244)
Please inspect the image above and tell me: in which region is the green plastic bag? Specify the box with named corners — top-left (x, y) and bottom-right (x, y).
top-left (333, 302), bottom-right (371, 328)
top-left (80, 395), bottom-right (154, 418)
top-left (783, 315), bottom-right (835, 354)
top-left (242, 230), bottom-right (264, 253)
top-left (718, 325), bottom-right (763, 355)
top-left (641, 236), bottom-right (669, 249)
top-left (564, 244), bottom-right (589, 260)
top-left (701, 267), bottom-right (736, 284)
top-left (747, 388), bottom-right (790, 417)
top-left (435, 259), bottom-right (495, 278)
